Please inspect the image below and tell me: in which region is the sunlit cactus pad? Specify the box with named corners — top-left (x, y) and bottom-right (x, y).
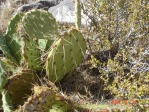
top-left (46, 29), bottom-right (86, 82)
top-left (22, 9), bottom-right (58, 40)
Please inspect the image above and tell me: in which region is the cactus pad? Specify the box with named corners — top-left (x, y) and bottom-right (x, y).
top-left (5, 12), bottom-right (24, 63)
top-left (0, 61), bottom-right (7, 92)
top-left (46, 29), bottom-right (86, 82)
top-left (38, 39), bottom-right (53, 51)
top-left (15, 86), bottom-right (72, 112)
top-left (2, 90), bottom-right (13, 112)
top-left (0, 34), bottom-right (18, 64)
top-left (22, 10), bottom-right (58, 40)
top-left (5, 69), bottom-right (35, 107)
top-left (22, 34), bottom-right (41, 70)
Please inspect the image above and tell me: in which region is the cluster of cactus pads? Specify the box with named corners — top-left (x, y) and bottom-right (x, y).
top-left (0, 9), bottom-right (86, 112)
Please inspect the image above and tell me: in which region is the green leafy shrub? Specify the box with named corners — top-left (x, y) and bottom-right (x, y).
top-left (82, 0), bottom-right (148, 110)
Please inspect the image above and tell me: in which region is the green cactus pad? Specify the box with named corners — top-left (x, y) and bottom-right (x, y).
top-left (0, 34), bottom-right (18, 64)
top-left (38, 39), bottom-right (48, 51)
top-left (5, 12), bottom-right (24, 63)
top-left (38, 39), bottom-right (53, 51)
top-left (50, 101), bottom-right (69, 112)
top-left (22, 10), bottom-right (58, 40)
top-left (2, 89), bottom-right (13, 112)
top-left (46, 29), bottom-right (86, 82)
top-left (0, 61), bottom-right (7, 92)
top-left (22, 34), bottom-right (41, 70)
top-left (15, 86), bottom-right (72, 112)
top-left (5, 69), bottom-right (35, 107)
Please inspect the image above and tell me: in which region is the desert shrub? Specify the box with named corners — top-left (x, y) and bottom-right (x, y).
top-left (83, 0), bottom-right (148, 51)
top-left (82, 0), bottom-right (148, 110)
top-left (105, 49), bottom-right (149, 111)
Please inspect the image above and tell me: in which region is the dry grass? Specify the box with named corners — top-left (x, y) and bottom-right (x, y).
top-left (0, 1), bottom-right (15, 32)
top-left (0, 0), bottom-right (35, 32)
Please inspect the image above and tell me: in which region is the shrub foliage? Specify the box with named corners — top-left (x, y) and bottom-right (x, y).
top-left (83, 0), bottom-right (148, 110)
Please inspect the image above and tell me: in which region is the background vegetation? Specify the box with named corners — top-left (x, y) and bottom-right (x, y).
top-left (82, 0), bottom-right (148, 111)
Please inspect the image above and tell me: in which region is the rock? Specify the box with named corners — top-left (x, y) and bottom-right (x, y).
top-left (0, 0), bottom-right (5, 5)
top-left (14, 0), bottom-right (29, 4)
top-left (48, 0), bottom-right (90, 25)
top-left (13, 0), bottom-right (90, 25)
top-left (14, 0), bottom-right (58, 14)
top-left (16, 3), bottom-right (43, 12)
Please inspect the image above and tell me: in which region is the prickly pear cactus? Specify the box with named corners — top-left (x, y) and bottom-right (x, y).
top-left (5, 12), bottom-right (24, 64)
top-left (0, 57), bottom-right (12, 112)
top-left (0, 33), bottom-right (18, 64)
top-left (22, 34), bottom-right (41, 70)
top-left (4, 69), bottom-right (35, 107)
top-left (0, 61), bottom-right (7, 92)
top-left (15, 86), bottom-right (72, 112)
top-left (3, 9), bottom-right (58, 69)
top-left (21, 10), bottom-right (58, 51)
top-left (2, 89), bottom-right (13, 112)
top-left (20, 10), bottom-right (59, 69)
top-left (46, 29), bottom-right (86, 82)
top-left (38, 39), bottom-right (47, 51)
top-left (0, 9), bottom-right (87, 112)
top-left (22, 10), bottom-right (58, 39)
